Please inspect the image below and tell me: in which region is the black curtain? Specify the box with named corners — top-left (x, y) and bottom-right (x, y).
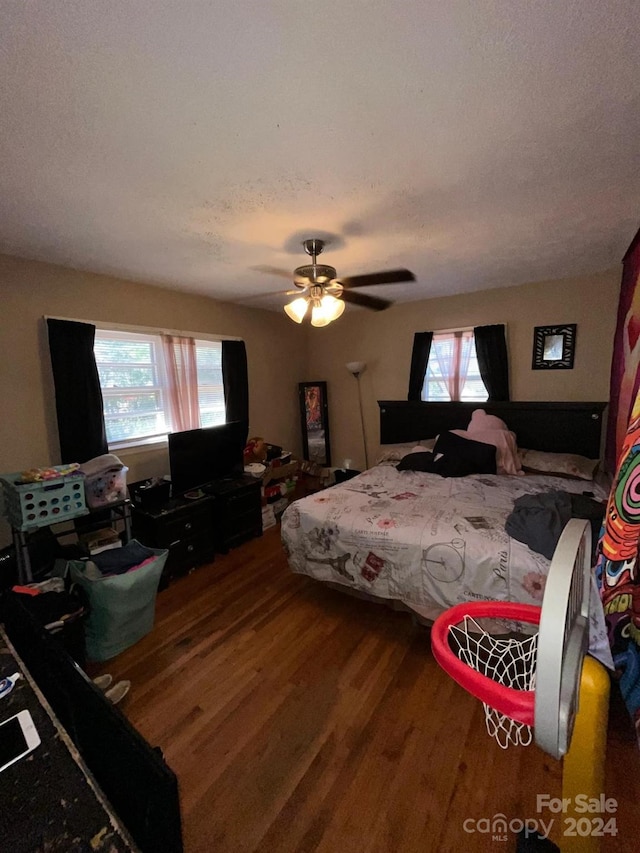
top-left (474, 324), bottom-right (510, 401)
top-left (47, 319), bottom-right (108, 463)
top-left (222, 339), bottom-right (249, 444)
top-left (408, 331), bottom-right (433, 401)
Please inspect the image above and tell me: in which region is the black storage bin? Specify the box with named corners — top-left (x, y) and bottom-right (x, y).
top-left (0, 544), bottom-right (17, 589)
top-left (129, 478), bottom-right (171, 509)
top-left (14, 589), bottom-right (88, 667)
top-left (265, 443), bottom-right (283, 461)
top-left (334, 468), bottom-right (361, 484)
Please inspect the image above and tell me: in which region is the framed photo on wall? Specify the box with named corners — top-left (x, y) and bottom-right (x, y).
top-left (532, 324), bottom-right (577, 370)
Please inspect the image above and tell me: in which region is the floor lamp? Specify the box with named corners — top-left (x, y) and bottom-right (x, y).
top-left (345, 361), bottom-right (369, 469)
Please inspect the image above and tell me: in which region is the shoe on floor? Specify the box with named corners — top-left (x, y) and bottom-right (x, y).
top-left (105, 680), bottom-right (130, 705)
top-left (92, 674), bottom-right (113, 691)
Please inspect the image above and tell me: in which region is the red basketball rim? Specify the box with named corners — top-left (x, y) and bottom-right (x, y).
top-left (431, 601), bottom-right (542, 727)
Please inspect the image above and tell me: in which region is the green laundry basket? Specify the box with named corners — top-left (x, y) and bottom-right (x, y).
top-left (67, 543), bottom-right (168, 662)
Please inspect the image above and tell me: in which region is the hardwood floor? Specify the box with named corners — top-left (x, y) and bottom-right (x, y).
top-left (97, 528), bottom-right (640, 852)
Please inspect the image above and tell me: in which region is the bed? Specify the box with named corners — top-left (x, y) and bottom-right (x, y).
top-left (281, 400), bottom-right (612, 662)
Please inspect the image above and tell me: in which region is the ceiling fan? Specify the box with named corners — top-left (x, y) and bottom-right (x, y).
top-left (257, 239), bottom-right (415, 327)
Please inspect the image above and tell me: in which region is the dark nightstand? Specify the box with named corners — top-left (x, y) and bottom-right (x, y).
top-left (204, 475), bottom-right (262, 553)
top-left (334, 468), bottom-right (361, 484)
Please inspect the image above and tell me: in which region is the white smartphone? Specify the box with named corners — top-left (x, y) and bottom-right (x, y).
top-left (0, 710), bottom-right (41, 773)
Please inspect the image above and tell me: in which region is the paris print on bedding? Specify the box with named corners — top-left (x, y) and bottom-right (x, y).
top-left (281, 465), bottom-right (609, 626)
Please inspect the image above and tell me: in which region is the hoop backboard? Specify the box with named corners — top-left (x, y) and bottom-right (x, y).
top-left (535, 518), bottom-right (592, 758)
top-left (431, 519), bottom-right (592, 760)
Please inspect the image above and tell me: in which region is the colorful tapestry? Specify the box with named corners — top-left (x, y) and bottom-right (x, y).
top-left (606, 227), bottom-right (640, 472)
top-left (596, 386), bottom-right (640, 744)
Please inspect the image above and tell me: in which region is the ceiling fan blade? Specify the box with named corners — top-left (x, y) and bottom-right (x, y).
top-left (340, 290), bottom-right (392, 311)
top-left (235, 288), bottom-right (292, 302)
top-left (250, 265), bottom-right (293, 280)
top-left (338, 268), bottom-right (415, 289)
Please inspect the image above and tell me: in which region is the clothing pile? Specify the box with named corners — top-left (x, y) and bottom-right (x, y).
top-left (11, 577), bottom-right (87, 665)
top-left (11, 578), bottom-right (85, 631)
top-left (18, 463), bottom-right (80, 483)
top-left (81, 540), bottom-right (158, 579)
top-left (505, 490), bottom-right (605, 560)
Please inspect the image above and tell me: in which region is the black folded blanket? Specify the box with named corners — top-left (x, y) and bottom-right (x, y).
top-left (397, 431), bottom-right (497, 478)
top-left (91, 541), bottom-right (155, 575)
top-left (505, 490), bottom-right (605, 560)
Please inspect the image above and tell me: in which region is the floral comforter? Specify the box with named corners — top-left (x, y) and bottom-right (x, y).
top-left (281, 465), bottom-right (612, 665)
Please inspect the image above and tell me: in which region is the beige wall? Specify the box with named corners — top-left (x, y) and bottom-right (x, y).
top-left (0, 255), bottom-right (621, 547)
top-left (308, 268), bottom-right (621, 471)
top-left (0, 253), bottom-right (307, 545)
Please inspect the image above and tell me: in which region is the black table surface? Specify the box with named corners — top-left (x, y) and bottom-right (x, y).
top-left (0, 627), bottom-right (136, 852)
top-left (131, 473), bottom-right (260, 517)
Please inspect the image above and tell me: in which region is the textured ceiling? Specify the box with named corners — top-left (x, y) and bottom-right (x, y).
top-left (1, 1), bottom-right (639, 311)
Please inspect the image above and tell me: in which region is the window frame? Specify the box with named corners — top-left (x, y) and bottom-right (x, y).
top-left (421, 327), bottom-right (488, 403)
top-left (44, 317), bottom-right (240, 452)
top-left (194, 338), bottom-right (227, 429)
top-left (94, 328), bottom-right (170, 447)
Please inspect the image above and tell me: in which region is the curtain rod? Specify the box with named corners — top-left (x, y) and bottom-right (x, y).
top-left (43, 315), bottom-right (242, 342)
top-left (433, 324), bottom-right (508, 335)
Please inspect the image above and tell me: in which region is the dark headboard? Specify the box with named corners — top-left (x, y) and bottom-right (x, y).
top-left (378, 401), bottom-right (607, 459)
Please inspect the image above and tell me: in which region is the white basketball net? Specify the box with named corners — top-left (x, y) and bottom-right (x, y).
top-left (449, 616), bottom-right (539, 749)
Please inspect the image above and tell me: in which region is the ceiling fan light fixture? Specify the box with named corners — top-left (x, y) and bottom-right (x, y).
top-left (310, 294), bottom-right (345, 327)
top-left (269, 238), bottom-right (414, 324)
top-left (310, 307), bottom-right (329, 327)
top-left (284, 296), bottom-right (309, 324)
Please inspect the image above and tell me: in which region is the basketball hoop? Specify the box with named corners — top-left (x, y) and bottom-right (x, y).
top-left (432, 601), bottom-right (540, 748)
top-left (431, 519), bottom-right (592, 760)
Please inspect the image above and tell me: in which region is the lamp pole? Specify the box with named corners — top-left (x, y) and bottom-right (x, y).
top-left (345, 362), bottom-right (369, 469)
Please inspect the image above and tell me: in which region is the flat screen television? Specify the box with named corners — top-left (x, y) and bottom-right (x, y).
top-left (168, 421), bottom-right (246, 495)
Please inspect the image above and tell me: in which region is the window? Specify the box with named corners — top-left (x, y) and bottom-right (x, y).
top-left (94, 329), bottom-right (225, 445)
top-left (422, 330), bottom-right (488, 402)
top-left (195, 340), bottom-right (226, 427)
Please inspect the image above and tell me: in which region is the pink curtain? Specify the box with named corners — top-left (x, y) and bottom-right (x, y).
top-left (432, 331), bottom-right (473, 400)
top-left (432, 336), bottom-right (456, 399)
top-left (456, 331), bottom-right (473, 399)
top-left (161, 335), bottom-right (201, 432)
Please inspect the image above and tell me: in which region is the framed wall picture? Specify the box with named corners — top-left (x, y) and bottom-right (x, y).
top-left (298, 381), bottom-right (331, 466)
top-left (532, 324), bottom-right (577, 370)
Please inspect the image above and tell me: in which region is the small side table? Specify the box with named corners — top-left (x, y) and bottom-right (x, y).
top-left (334, 468), bottom-right (361, 484)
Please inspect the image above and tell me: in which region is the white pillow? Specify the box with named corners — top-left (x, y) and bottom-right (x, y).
top-left (375, 441), bottom-right (433, 465)
top-left (519, 449), bottom-right (599, 481)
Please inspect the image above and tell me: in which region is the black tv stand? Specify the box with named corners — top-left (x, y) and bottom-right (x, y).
top-left (201, 477), bottom-right (234, 494)
top-left (202, 474), bottom-right (263, 552)
top-left (131, 474), bottom-right (262, 585)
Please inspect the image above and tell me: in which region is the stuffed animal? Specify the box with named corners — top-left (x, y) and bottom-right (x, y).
top-left (244, 437), bottom-right (267, 464)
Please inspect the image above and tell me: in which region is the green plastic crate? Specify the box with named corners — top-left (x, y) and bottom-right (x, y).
top-left (0, 469), bottom-right (88, 531)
